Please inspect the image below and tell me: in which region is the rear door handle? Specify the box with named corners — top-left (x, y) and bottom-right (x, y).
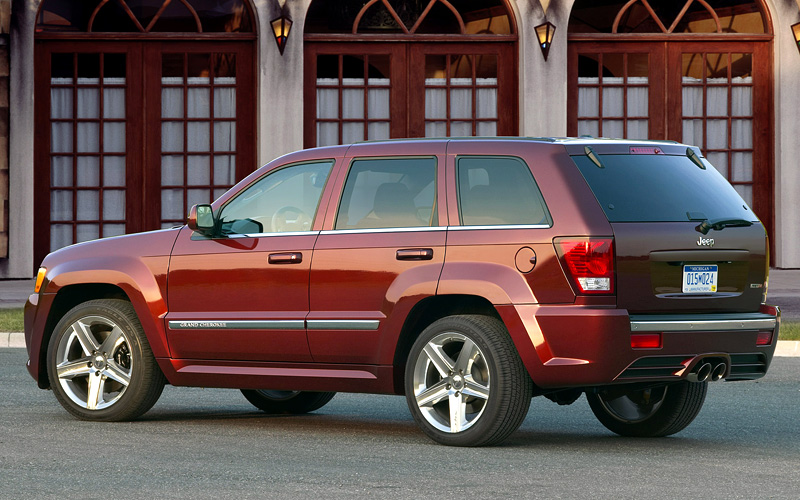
top-left (268, 252), bottom-right (303, 264)
top-left (396, 248), bottom-right (433, 261)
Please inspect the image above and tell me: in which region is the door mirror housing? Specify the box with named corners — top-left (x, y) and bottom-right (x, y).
top-left (187, 204), bottom-right (215, 234)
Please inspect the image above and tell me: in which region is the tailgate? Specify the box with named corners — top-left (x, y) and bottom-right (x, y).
top-left (612, 222), bottom-right (767, 314)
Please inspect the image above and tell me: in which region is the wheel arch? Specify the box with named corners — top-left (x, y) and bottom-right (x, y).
top-left (391, 294), bottom-right (502, 394)
top-left (35, 283), bottom-right (131, 389)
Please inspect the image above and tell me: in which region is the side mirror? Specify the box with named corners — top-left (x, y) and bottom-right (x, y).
top-left (187, 204), bottom-right (215, 234)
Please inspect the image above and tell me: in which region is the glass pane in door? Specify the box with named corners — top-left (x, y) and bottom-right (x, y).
top-left (49, 52), bottom-right (128, 252)
top-left (424, 54), bottom-right (498, 137)
top-left (160, 52), bottom-right (238, 227)
top-left (576, 52), bottom-right (649, 140)
top-left (315, 54), bottom-right (392, 146)
top-left (681, 52), bottom-right (754, 206)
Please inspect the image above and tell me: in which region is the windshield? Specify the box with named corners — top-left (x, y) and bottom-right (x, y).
top-left (571, 153), bottom-right (758, 223)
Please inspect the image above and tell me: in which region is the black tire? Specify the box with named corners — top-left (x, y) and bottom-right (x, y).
top-left (241, 389), bottom-right (336, 414)
top-left (586, 381), bottom-right (708, 437)
top-left (404, 315), bottom-right (533, 446)
top-left (46, 299), bottom-right (166, 421)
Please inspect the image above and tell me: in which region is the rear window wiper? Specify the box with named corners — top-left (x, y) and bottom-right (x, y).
top-left (696, 217), bottom-right (753, 234)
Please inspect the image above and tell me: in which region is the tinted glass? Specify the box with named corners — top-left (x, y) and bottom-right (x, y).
top-left (219, 161), bottom-right (333, 235)
top-left (457, 156), bottom-right (551, 226)
top-left (335, 157), bottom-right (436, 229)
top-left (572, 154), bottom-right (757, 222)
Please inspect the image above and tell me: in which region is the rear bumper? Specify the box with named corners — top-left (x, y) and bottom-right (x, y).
top-left (498, 304), bottom-right (780, 389)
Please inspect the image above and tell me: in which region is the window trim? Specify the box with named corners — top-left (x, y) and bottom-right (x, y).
top-left (332, 155), bottom-right (439, 231)
top-left (454, 155), bottom-right (553, 228)
top-left (214, 159), bottom-right (336, 238)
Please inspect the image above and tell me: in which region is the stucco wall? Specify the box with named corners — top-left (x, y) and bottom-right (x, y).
top-left (767, 0), bottom-right (800, 268)
top-left (2, 0), bottom-right (35, 278)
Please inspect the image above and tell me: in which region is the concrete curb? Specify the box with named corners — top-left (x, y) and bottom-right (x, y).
top-left (3, 332), bottom-right (26, 348)
top-left (2, 332), bottom-right (798, 356)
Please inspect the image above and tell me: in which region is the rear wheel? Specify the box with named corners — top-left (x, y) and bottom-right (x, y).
top-left (586, 381), bottom-right (708, 437)
top-left (46, 299), bottom-right (165, 421)
top-left (405, 315), bottom-right (532, 446)
top-left (241, 390), bottom-right (335, 414)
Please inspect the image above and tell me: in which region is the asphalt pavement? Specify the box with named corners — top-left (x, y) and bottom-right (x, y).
top-left (1, 348), bottom-right (798, 499)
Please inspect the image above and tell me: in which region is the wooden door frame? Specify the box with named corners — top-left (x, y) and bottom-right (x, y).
top-left (304, 41), bottom-right (518, 148)
top-left (34, 39), bottom-right (256, 266)
top-left (567, 37), bottom-right (774, 243)
top-left (33, 40), bottom-right (145, 267)
top-left (303, 42), bottom-right (409, 148)
top-left (142, 41), bottom-right (256, 230)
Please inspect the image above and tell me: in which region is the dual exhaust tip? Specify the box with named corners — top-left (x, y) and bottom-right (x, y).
top-left (691, 362), bottom-right (727, 383)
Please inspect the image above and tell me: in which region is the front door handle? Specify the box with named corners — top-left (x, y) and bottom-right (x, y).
top-left (396, 248), bottom-right (434, 261)
top-left (268, 252), bottom-right (303, 264)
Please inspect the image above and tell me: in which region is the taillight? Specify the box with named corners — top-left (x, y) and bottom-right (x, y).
top-left (554, 237), bottom-right (615, 294)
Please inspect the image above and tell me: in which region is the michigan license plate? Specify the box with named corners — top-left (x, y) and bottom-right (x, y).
top-left (682, 265), bottom-right (718, 293)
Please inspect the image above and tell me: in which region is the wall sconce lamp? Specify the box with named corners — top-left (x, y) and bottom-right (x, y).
top-left (271, 14), bottom-right (293, 55)
top-left (535, 21), bottom-right (556, 61)
top-left (793, 22), bottom-right (800, 55)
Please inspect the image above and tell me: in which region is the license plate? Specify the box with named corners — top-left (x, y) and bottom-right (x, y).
top-left (682, 265), bottom-right (718, 294)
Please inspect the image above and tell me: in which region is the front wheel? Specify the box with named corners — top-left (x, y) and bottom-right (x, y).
top-left (405, 315), bottom-right (533, 447)
top-left (241, 390), bottom-right (335, 414)
top-left (586, 381), bottom-right (708, 437)
top-left (46, 299), bottom-right (166, 421)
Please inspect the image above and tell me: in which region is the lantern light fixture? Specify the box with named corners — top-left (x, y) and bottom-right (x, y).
top-left (792, 22), bottom-right (800, 56)
top-left (534, 21), bottom-right (556, 61)
top-left (271, 14), bottom-right (293, 56)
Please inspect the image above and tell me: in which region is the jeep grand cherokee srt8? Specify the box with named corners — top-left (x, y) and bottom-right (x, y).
top-left (24, 138), bottom-right (780, 446)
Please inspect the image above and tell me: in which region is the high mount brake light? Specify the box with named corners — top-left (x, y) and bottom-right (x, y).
top-left (554, 237), bottom-right (615, 294)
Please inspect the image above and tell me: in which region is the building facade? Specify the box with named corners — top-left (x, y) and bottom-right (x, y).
top-left (3, 0), bottom-right (800, 277)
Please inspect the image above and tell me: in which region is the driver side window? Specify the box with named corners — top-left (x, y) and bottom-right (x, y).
top-left (218, 160), bottom-right (334, 235)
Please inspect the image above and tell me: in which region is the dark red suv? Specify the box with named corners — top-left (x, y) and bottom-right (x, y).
top-left (24, 138), bottom-right (780, 446)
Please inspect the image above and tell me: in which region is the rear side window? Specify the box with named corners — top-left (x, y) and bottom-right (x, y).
top-left (572, 154), bottom-right (757, 222)
top-left (335, 157), bottom-right (437, 230)
top-left (457, 156), bottom-right (551, 226)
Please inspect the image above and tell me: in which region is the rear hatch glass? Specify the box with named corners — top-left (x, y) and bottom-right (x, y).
top-left (571, 153), bottom-right (756, 223)
top-left (571, 151), bottom-right (766, 314)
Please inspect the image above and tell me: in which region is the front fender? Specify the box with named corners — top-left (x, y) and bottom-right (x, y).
top-left (45, 256), bottom-right (171, 358)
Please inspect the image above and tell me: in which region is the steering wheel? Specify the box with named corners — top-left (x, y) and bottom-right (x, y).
top-left (271, 206), bottom-right (312, 233)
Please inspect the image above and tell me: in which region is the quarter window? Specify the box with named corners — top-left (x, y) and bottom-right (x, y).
top-left (457, 156), bottom-right (550, 226)
top-left (335, 157), bottom-right (437, 230)
top-left (218, 161), bottom-right (333, 235)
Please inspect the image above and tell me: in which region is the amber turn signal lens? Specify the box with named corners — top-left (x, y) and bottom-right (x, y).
top-left (631, 333), bottom-right (662, 349)
top-left (34, 267), bottom-right (46, 293)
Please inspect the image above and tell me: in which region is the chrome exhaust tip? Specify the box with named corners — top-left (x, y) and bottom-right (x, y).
top-left (711, 363), bottom-right (727, 382)
top-left (696, 362), bottom-right (712, 383)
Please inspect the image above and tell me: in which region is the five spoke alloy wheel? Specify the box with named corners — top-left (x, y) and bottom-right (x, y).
top-left (405, 315), bottom-right (533, 446)
top-left (47, 299), bottom-right (165, 421)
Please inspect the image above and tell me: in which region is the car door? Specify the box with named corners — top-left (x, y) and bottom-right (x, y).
top-left (308, 142), bottom-right (448, 364)
top-left (165, 159), bottom-right (336, 362)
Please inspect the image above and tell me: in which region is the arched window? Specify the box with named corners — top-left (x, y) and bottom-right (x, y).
top-left (304, 0), bottom-right (517, 147)
top-left (34, 0), bottom-right (256, 265)
top-left (37, 0), bottom-right (253, 33)
top-left (567, 0), bottom-right (774, 245)
top-left (569, 0), bottom-right (766, 34)
top-left (305, 0), bottom-right (512, 35)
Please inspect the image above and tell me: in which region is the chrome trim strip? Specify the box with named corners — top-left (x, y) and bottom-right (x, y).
top-left (631, 318), bottom-right (777, 332)
top-left (448, 224), bottom-right (551, 231)
top-left (307, 320), bottom-right (380, 331)
top-left (320, 227), bottom-right (446, 235)
top-left (227, 231), bottom-right (319, 239)
top-left (168, 320), bottom-right (305, 330)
